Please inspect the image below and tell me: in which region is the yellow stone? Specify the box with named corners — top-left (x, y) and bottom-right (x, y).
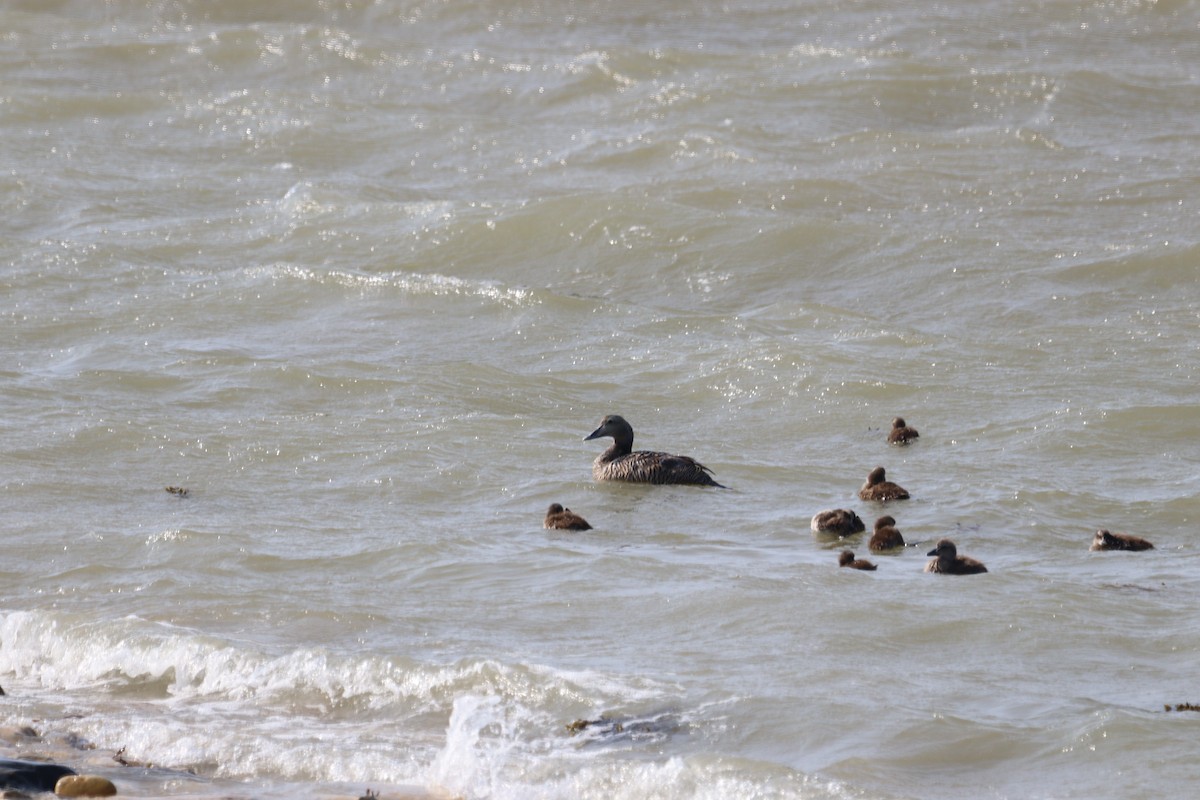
top-left (54, 775), bottom-right (117, 797)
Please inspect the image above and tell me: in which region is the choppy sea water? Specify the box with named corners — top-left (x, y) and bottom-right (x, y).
top-left (2, 1), bottom-right (1199, 798)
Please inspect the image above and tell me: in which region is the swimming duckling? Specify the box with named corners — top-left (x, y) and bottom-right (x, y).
top-left (544, 503), bottom-right (592, 531)
top-left (1090, 529), bottom-right (1153, 551)
top-left (811, 508), bottom-right (866, 536)
top-left (868, 515), bottom-right (905, 552)
top-left (887, 417), bottom-right (919, 445)
top-left (838, 550), bottom-right (877, 571)
top-left (584, 414), bottom-right (724, 487)
top-left (858, 466), bottom-right (909, 502)
top-left (924, 538), bottom-right (987, 574)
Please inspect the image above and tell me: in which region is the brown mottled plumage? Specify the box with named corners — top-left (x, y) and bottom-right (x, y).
top-left (839, 550), bottom-right (877, 571)
top-left (544, 503), bottom-right (592, 531)
top-left (811, 508), bottom-right (866, 536)
top-left (868, 515), bottom-right (905, 552)
top-left (887, 417), bottom-right (919, 445)
top-left (1090, 529), bottom-right (1153, 552)
top-left (584, 415), bottom-right (724, 487)
top-left (924, 539), bottom-right (987, 575)
top-left (858, 466), bottom-right (909, 502)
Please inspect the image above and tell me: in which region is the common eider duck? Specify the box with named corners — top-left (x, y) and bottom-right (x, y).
top-left (924, 539), bottom-right (987, 574)
top-left (838, 550), bottom-right (877, 571)
top-left (887, 417), bottom-right (919, 445)
top-left (544, 503), bottom-right (592, 531)
top-left (1090, 529), bottom-right (1153, 551)
top-left (868, 515), bottom-right (905, 552)
top-left (811, 508), bottom-right (866, 536)
top-left (858, 466), bottom-right (909, 502)
top-left (583, 414), bottom-right (724, 487)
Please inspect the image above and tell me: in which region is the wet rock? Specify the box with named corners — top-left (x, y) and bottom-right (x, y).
top-left (54, 775), bottom-right (117, 797)
top-left (0, 727), bottom-right (39, 745)
top-left (54, 777), bottom-right (115, 796)
top-left (0, 759), bottom-right (76, 793)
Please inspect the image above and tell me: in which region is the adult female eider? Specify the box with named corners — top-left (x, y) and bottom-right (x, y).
top-left (1090, 529), bottom-right (1154, 551)
top-left (839, 550), bottom-right (877, 571)
top-left (924, 539), bottom-right (987, 575)
top-left (811, 509), bottom-right (866, 536)
top-left (887, 417), bottom-right (919, 445)
top-left (544, 503), bottom-right (592, 531)
top-left (583, 414), bottom-right (724, 487)
top-left (868, 515), bottom-right (905, 552)
top-left (858, 466), bottom-right (909, 502)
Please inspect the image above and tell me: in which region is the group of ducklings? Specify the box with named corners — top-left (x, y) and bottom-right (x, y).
top-left (808, 419), bottom-right (990, 575)
top-left (546, 415), bottom-right (1154, 575)
top-left (821, 418), bottom-right (1154, 574)
top-left (822, 417), bottom-right (1153, 574)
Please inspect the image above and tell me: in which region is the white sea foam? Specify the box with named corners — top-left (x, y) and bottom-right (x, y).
top-left (244, 264), bottom-right (535, 306)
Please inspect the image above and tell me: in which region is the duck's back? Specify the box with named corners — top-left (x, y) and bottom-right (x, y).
top-left (1091, 530), bottom-right (1154, 551)
top-left (887, 420), bottom-right (919, 445)
top-left (545, 505), bottom-right (593, 531)
top-left (812, 509), bottom-right (866, 536)
top-left (860, 483), bottom-right (909, 502)
top-left (594, 450), bottom-right (722, 486)
top-left (869, 526), bottom-right (905, 552)
top-left (925, 557), bottom-right (988, 575)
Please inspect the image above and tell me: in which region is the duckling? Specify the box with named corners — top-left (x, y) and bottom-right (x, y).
top-left (858, 466), bottom-right (909, 502)
top-left (838, 550), bottom-right (877, 571)
top-left (924, 538), bottom-right (987, 575)
top-left (887, 417), bottom-right (919, 445)
top-left (1090, 529), bottom-right (1153, 551)
top-left (868, 515), bottom-right (905, 552)
top-left (811, 508), bottom-right (866, 536)
top-left (544, 503), bottom-right (592, 531)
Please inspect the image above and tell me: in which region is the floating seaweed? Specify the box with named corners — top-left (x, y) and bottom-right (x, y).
top-left (112, 746), bottom-right (153, 767)
top-left (565, 711), bottom-right (682, 744)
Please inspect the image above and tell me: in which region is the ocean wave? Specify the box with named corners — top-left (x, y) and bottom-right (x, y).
top-left (246, 263), bottom-right (536, 307)
top-left (0, 610), bottom-right (664, 711)
top-left (0, 609), bottom-right (794, 796)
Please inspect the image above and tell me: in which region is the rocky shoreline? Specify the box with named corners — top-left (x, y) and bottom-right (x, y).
top-left (0, 724), bottom-right (434, 800)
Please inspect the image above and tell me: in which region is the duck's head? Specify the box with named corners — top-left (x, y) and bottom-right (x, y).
top-left (585, 414), bottom-right (632, 442)
top-left (927, 538), bottom-right (957, 558)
